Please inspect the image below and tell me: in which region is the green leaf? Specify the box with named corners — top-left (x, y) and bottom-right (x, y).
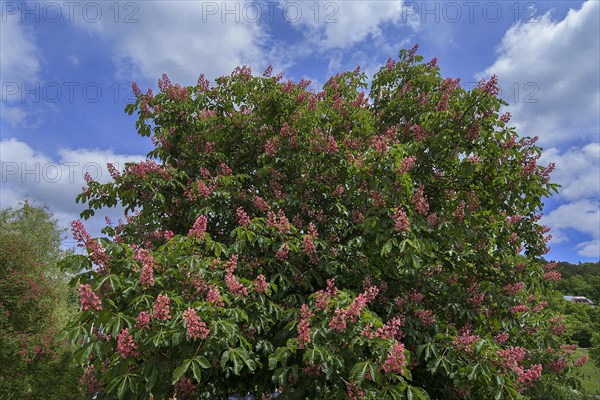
top-left (191, 361), bottom-right (202, 383)
top-left (117, 376), bottom-right (128, 400)
top-left (196, 355), bottom-right (211, 369)
top-left (172, 359), bottom-right (192, 384)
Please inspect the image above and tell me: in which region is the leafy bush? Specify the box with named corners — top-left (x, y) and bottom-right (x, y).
top-left (63, 47), bottom-right (584, 399)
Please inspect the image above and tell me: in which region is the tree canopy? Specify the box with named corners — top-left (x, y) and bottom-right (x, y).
top-left (62, 46), bottom-right (586, 399)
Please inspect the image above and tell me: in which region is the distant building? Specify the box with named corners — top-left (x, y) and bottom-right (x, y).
top-left (563, 295), bottom-right (595, 305)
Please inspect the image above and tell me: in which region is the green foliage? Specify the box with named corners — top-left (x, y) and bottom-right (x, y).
top-left (0, 202), bottom-right (82, 399)
top-left (555, 261), bottom-right (600, 304)
top-left (63, 48), bottom-right (583, 399)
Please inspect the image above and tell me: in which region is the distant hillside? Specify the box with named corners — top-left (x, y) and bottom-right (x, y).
top-left (555, 261), bottom-right (600, 304)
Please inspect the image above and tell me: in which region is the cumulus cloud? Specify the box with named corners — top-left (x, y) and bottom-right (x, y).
top-left (0, 10), bottom-right (41, 125)
top-left (287, 0), bottom-right (408, 51)
top-left (481, 0), bottom-right (599, 147)
top-left (543, 200), bottom-right (600, 258)
top-left (0, 138), bottom-right (145, 245)
top-left (541, 143), bottom-right (600, 201)
top-left (66, 1), bottom-right (279, 84)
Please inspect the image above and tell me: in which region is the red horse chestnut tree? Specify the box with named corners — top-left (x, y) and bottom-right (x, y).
top-left (62, 46), bottom-right (582, 399)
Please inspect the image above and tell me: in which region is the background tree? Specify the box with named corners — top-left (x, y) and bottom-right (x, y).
top-left (63, 47), bottom-right (585, 399)
top-left (0, 201), bottom-right (81, 399)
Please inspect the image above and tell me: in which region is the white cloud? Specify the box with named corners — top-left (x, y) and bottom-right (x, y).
top-left (541, 143), bottom-right (600, 201)
top-left (288, 0), bottom-right (408, 50)
top-left (67, 1), bottom-right (278, 85)
top-left (0, 10), bottom-right (42, 125)
top-left (481, 0), bottom-right (599, 147)
top-left (0, 138), bottom-right (145, 243)
top-left (542, 200), bottom-right (600, 258)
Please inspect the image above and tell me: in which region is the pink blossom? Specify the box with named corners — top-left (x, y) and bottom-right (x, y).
top-left (152, 294), bottom-right (171, 320)
top-left (303, 235), bottom-right (317, 255)
top-left (575, 355), bottom-right (588, 367)
top-left (183, 307), bottom-right (209, 340)
top-left (500, 112), bottom-right (511, 123)
top-left (297, 304), bottom-right (313, 347)
top-left (398, 156), bottom-right (416, 174)
top-left (385, 58), bottom-right (396, 71)
top-left (276, 243), bottom-right (289, 260)
top-left (452, 328), bottom-right (480, 354)
top-left (236, 207), bottom-right (251, 227)
top-left (518, 364), bottom-right (542, 386)
top-left (265, 137), bottom-right (279, 156)
top-left (207, 284), bottom-right (224, 307)
top-left (135, 311), bottom-right (151, 329)
top-left (189, 215), bottom-right (207, 240)
top-left (393, 207), bottom-right (410, 232)
top-left (454, 201), bottom-right (465, 222)
top-left (175, 377), bottom-right (196, 398)
top-left (382, 341), bottom-right (406, 374)
top-left (411, 186), bottom-right (429, 215)
top-left (252, 195), bottom-right (269, 211)
top-left (225, 272), bottom-right (248, 298)
top-left (315, 279), bottom-right (337, 311)
top-left (543, 271), bottom-right (561, 282)
top-left (78, 284), bottom-right (102, 311)
top-left (510, 304), bottom-right (529, 314)
top-left (415, 309), bottom-right (435, 325)
top-left (135, 248), bottom-right (156, 287)
top-left (117, 328), bottom-right (138, 358)
top-left (254, 274), bottom-right (268, 293)
top-left (495, 332), bottom-right (509, 344)
top-left (376, 317), bottom-right (404, 339)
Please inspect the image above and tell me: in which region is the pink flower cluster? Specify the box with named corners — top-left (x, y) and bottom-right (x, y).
top-left (78, 284), bottom-right (102, 311)
top-left (224, 255), bottom-right (248, 298)
top-left (71, 220), bottom-right (109, 272)
top-left (302, 235), bottom-right (317, 255)
top-left (117, 328), bottom-right (138, 358)
top-left (411, 186), bottom-right (429, 215)
top-left (189, 215), bottom-right (207, 240)
top-left (517, 364), bottom-right (542, 386)
top-left (254, 274), bottom-right (268, 293)
top-left (252, 195), bottom-right (269, 211)
top-left (236, 207), bottom-right (251, 227)
top-left (376, 316), bottom-right (404, 339)
top-left (276, 243), bottom-right (290, 260)
top-left (415, 309), bottom-right (435, 325)
top-left (225, 273), bottom-right (248, 298)
top-left (452, 328), bottom-right (480, 354)
top-left (126, 160), bottom-right (170, 180)
top-left (510, 304), bottom-right (529, 314)
top-left (107, 163), bottom-right (121, 180)
top-left (329, 286), bottom-right (378, 332)
top-left (393, 207), bottom-right (410, 232)
top-left (175, 377), bottom-right (196, 398)
top-left (543, 270), bottom-right (561, 282)
top-left (397, 156), bottom-right (416, 174)
top-left (503, 281), bottom-right (525, 295)
top-left (297, 304), bottom-right (313, 347)
top-left (315, 279), bottom-right (338, 311)
top-left (267, 209), bottom-right (291, 234)
top-left (183, 307), bottom-right (209, 340)
top-left (152, 294), bottom-right (171, 320)
top-left (382, 341), bottom-right (406, 374)
top-left (207, 284), bottom-right (224, 307)
top-left (497, 346), bottom-right (526, 371)
top-left (134, 247), bottom-right (156, 287)
top-left (135, 311), bottom-right (151, 329)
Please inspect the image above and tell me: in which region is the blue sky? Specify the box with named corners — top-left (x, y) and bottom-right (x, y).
top-left (1, 0), bottom-right (599, 262)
